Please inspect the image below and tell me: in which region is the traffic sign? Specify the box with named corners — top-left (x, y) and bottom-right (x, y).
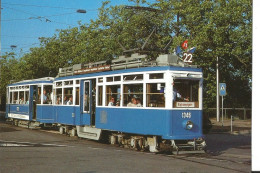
top-left (219, 83), bottom-right (226, 96)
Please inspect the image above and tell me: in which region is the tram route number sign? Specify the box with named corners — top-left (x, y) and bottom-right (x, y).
top-left (219, 83), bottom-right (227, 96)
top-left (183, 53), bottom-right (193, 64)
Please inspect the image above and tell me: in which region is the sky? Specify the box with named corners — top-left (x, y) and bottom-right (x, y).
top-left (0, 0), bottom-right (156, 58)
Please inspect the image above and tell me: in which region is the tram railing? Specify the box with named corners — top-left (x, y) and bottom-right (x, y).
top-left (205, 108), bottom-right (251, 120)
top-left (57, 53), bottom-right (196, 77)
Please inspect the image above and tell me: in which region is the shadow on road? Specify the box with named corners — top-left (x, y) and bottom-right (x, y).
top-left (0, 125), bottom-right (20, 133)
top-left (205, 133), bottom-right (251, 156)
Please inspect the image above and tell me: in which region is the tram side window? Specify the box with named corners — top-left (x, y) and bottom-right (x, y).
top-left (25, 91), bottom-right (29, 104)
top-left (19, 91), bottom-right (24, 104)
top-left (13, 91), bottom-right (18, 104)
top-left (75, 87), bottom-right (80, 105)
top-left (64, 88), bottom-right (73, 105)
top-left (172, 79), bottom-right (199, 108)
top-left (43, 85), bottom-right (53, 104)
top-left (10, 92), bottom-right (13, 104)
top-left (106, 85), bottom-right (120, 106)
top-left (37, 86), bottom-right (42, 104)
top-left (98, 86), bottom-right (103, 106)
top-left (123, 84), bottom-right (143, 107)
top-left (55, 88), bottom-right (62, 105)
top-left (146, 83), bottom-right (165, 107)
top-left (149, 73), bottom-right (164, 79)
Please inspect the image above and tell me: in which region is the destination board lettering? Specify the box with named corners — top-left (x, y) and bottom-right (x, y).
top-left (176, 102), bottom-right (195, 108)
top-left (74, 65), bottom-right (111, 75)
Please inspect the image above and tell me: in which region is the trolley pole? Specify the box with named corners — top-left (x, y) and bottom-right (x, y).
top-left (216, 56), bottom-right (220, 122)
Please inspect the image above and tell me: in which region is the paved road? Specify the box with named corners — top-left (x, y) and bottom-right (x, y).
top-left (0, 121), bottom-right (251, 173)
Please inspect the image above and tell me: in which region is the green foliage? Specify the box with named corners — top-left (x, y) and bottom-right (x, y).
top-left (0, 0), bottom-right (252, 109)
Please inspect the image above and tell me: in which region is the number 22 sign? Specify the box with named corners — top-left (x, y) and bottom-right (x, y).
top-left (183, 53), bottom-right (193, 63)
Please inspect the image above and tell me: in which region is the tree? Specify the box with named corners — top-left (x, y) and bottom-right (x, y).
top-left (154, 0), bottom-right (252, 109)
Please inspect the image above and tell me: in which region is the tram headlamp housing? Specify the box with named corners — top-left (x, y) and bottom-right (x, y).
top-left (183, 120), bottom-right (194, 130)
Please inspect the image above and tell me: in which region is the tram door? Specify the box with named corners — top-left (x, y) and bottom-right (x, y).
top-left (80, 80), bottom-right (96, 126)
top-left (30, 85), bottom-right (37, 120)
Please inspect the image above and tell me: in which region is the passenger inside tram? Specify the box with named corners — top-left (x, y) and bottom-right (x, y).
top-left (136, 98), bottom-right (142, 107)
top-left (64, 96), bottom-right (68, 105)
top-left (56, 96), bottom-right (61, 105)
top-left (19, 97), bottom-right (24, 104)
top-left (127, 97), bottom-right (137, 107)
top-left (47, 88), bottom-right (53, 104)
top-left (108, 97), bottom-right (115, 106)
top-left (67, 96), bottom-right (73, 105)
top-left (43, 89), bottom-right (48, 104)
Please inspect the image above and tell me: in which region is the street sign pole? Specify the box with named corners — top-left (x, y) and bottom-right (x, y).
top-left (216, 57), bottom-right (220, 122)
top-left (219, 83), bottom-right (226, 126)
top-left (222, 95), bottom-right (224, 126)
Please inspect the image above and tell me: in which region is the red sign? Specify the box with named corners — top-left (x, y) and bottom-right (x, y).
top-left (182, 40), bottom-right (188, 49)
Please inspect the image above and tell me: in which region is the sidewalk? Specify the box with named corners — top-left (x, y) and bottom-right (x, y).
top-left (209, 118), bottom-right (251, 135)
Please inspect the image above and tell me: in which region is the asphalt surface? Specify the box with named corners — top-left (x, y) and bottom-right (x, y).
top-left (0, 120), bottom-right (251, 173)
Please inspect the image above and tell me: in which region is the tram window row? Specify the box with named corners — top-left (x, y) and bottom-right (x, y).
top-left (7, 72), bottom-right (201, 109)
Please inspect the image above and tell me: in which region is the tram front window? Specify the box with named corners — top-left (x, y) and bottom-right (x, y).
top-left (172, 79), bottom-right (199, 108)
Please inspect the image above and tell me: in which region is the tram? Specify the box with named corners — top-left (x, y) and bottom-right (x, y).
top-left (6, 53), bottom-right (206, 153)
top-left (6, 77), bottom-right (54, 127)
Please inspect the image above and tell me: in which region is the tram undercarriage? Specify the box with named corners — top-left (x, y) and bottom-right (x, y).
top-left (6, 117), bottom-right (206, 154)
top-left (106, 132), bottom-right (206, 154)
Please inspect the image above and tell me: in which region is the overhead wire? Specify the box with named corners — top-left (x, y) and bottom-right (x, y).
top-left (1, 2), bottom-right (98, 55)
top-left (2, 2), bottom-right (98, 11)
top-left (2, 6), bottom-right (84, 22)
top-left (2, 35), bottom-right (42, 39)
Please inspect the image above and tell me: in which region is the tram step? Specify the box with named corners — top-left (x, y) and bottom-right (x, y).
top-left (76, 126), bottom-right (102, 140)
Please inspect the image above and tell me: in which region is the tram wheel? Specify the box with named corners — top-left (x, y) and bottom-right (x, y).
top-left (70, 128), bottom-right (76, 136)
top-left (59, 126), bottom-right (64, 134)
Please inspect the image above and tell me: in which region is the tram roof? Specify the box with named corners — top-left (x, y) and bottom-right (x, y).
top-left (55, 65), bottom-right (202, 81)
top-left (8, 77), bottom-right (54, 86)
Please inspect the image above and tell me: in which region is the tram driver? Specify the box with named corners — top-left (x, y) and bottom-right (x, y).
top-left (173, 83), bottom-right (190, 102)
top-left (173, 87), bottom-right (182, 102)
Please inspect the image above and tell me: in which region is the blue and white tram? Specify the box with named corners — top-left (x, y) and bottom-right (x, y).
top-left (53, 53), bottom-right (206, 152)
top-left (6, 53), bottom-right (206, 153)
top-left (6, 77), bottom-right (54, 127)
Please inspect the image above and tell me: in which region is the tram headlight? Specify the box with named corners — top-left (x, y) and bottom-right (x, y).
top-left (183, 120), bottom-right (194, 130)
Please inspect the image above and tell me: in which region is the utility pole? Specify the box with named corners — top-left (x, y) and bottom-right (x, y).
top-left (216, 56), bottom-right (220, 122)
top-left (0, 0), bottom-right (2, 58)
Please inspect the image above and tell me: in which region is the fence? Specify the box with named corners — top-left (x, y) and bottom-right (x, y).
top-left (205, 108), bottom-right (251, 120)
